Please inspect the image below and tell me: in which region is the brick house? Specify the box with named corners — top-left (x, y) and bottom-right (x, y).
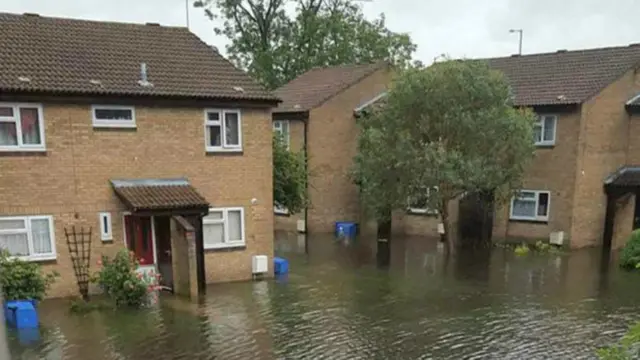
top-left (0, 13), bottom-right (278, 298)
top-left (274, 44), bottom-right (640, 249)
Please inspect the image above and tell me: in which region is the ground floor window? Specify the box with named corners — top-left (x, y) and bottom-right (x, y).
top-left (510, 190), bottom-right (550, 222)
top-left (274, 203), bottom-right (289, 215)
top-left (408, 187), bottom-right (439, 215)
top-left (203, 207), bottom-right (246, 249)
top-left (0, 215), bottom-right (56, 261)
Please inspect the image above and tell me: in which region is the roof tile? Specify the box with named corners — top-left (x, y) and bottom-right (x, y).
top-left (486, 45), bottom-right (640, 106)
top-left (0, 13), bottom-right (278, 102)
top-left (274, 62), bottom-right (387, 112)
top-left (112, 181), bottom-right (209, 211)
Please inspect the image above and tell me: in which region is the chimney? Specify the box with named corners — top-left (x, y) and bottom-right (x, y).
top-left (23, 13), bottom-right (40, 17)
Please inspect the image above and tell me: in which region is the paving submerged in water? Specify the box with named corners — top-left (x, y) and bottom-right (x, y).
top-left (8, 233), bottom-right (640, 359)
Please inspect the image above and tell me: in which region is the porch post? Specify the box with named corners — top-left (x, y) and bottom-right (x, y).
top-left (602, 187), bottom-right (618, 251)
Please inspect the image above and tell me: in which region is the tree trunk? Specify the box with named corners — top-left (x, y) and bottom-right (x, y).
top-left (441, 199), bottom-right (455, 255)
top-left (376, 208), bottom-right (392, 267)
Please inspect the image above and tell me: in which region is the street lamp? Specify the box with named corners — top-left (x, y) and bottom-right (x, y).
top-left (509, 29), bottom-right (523, 55)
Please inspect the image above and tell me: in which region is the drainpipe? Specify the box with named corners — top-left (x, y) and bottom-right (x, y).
top-left (0, 286), bottom-right (10, 359)
top-left (303, 117), bottom-right (309, 246)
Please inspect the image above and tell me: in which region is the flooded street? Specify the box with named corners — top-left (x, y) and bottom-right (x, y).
top-left (8, 233), bottom-right (640, 359)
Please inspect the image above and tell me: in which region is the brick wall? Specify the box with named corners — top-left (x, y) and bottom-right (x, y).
top-left (305, 67), bottom-right (392, 233)
top-left (0, 101), bottom-right (274, 298)
top-left (571, 69), bottom-right (640, 248)
top-left (493, 109), bottom-right (582, 243)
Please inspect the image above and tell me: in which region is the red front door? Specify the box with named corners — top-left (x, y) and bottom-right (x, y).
top-left (124, 215), bottom-right (154, 266)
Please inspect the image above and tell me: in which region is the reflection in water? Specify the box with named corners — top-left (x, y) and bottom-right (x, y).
top-left (8, 232), bottom-right (640, 359)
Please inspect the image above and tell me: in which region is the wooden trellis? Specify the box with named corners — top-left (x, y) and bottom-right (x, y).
top-left (65, 226), bottom-right (92, 301)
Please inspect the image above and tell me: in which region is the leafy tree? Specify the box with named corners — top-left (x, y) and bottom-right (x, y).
top-left (273, 133), bottom-right (307, 214)
top-left (353, 60), bottom-right (536, 253)
top-left (194, 0), bottom-right (416, 89)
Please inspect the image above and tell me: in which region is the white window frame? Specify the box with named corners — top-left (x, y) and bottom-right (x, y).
top-left (407, 187), bottom-right (439, 215)
top-left (274, 203), bottom-right (290, 215)
top-left (534, 114), bottom-right (557, 146)
top-left (99, 212), bottom-right (113, 241)
top-left (204, 109), bottom-right (243, 152)
top-left (273, 120), bottom-right (290, 150)
top-left (0, 215), bottom-right (56, 261)
top-left (0, 103), bottom-right (46, 152)
top-left (91, 105), bottom-right (136, 128)
top-left (509, 190), bottom-right (551, 222)
top-left (203, 207), bottom-right (246, 249)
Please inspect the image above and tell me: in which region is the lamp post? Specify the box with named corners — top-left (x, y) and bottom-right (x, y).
top-left (509, 29), bottom-right (523, 55)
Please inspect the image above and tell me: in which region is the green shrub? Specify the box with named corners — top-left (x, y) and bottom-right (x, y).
top-left (597, 321), bottom-right (640, 359)
top-left (92, 250), bottom-right (160, 308)
top-left (0, 250), bottom-right (59, 301)
top-left (619, 230), bottom-right (640, 270)
top-left (514, 244), bottom-right (530, 256)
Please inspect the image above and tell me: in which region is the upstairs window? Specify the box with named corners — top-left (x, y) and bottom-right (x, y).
top-left (273, 120), bottom-right (290, 150)
top-left (0, 103), bottom-right (45, 151)
top-left (205, 109), bottom-right (242, 152)
top-left (92, 105), bottom-right (136, 128)
top-left (534, 115), bottom-right (557, 146)
top-left (510, 190), bottom-right (550, 222)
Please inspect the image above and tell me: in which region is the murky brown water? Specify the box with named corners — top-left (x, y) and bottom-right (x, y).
top-left (7, 233), bottom-right (640, 359)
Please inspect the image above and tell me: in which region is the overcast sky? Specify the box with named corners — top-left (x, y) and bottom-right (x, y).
top-left (3, 0), bottom-right (640, 63)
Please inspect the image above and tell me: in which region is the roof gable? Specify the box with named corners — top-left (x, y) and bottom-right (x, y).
top-left (0, 13), bottom-right (277, 102)
top-left (274, 62), bottom-right (387, 113)
top-left (486, 44), bottom-right (640, 106)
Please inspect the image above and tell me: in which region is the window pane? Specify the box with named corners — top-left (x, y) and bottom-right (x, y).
top-left (0, 107), bottom-right (13, 117)
top-left (512, 199), bottom-right (536, 217)
top-left (537, 193), bottom-right (549, 217)
top-left (517, 191), bottom-right (536, 199)
top-left (20, 108), bottom-right (41, 145)
top-left (207, 111), bottom-right (220, 122)
top-left (0, 233), bottom-right (29, 257)
top-left (0, 219), bottom-right (26, 230)
top-left (208, 125), bottom-right (221, 147)
top-left (31, 219), bottom-right (52, 254)
top-left (205, 211), bottom-right (223, 221)
top-left (543, 116), bottom-right (555, 141)
top-left (0, 122), bottom-right (18, 146)
top-left (224, 112), bottom-right (240, 146)
top-left (94, 108), bottom-right (133, 121)
top-left (228, 210), bottom-right (243, 242)
top-left (203, 223), bottom-right (224, 246)
top-left (533, 124), bottom-right (542, 143)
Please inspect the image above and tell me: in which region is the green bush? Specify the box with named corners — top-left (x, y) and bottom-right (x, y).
top-left (92, 250), bottom-right (159, 308)
top-left (619, 230), bottom-right (640, 270)
top-left (597, 321), bottom-right (640, 359)
top-left (0, 250), bottom-right (59, 301)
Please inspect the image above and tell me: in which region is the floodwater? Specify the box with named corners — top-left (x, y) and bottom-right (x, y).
top-left (7, 232), bottom-right (640, 360)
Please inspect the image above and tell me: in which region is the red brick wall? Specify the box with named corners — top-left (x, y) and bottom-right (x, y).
top-left (0, 101), bottom-right (274, 298)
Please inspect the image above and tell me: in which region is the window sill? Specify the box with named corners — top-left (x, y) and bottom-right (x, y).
top-left (0, 147), bottom-right (46, 153)
top-left (407, 209), bottom-right (438, 217)
top-left (93, 124), bottom-right (137, 130)
top-left (206, 148), bottom-right (243, 155)
top-left (509, 218), bottom-right (549, 224)
top-left (535, 143), bottom-right (555, 148)
top-left (204, 243), bottom-right (246, 252)
top-left (15, 255), bottom-right (57, 262)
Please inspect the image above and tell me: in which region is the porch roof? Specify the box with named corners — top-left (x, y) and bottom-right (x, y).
top-left (604, 166), bottom-right (640, 188)
top-left (110, 178), bottom-right (209, 212)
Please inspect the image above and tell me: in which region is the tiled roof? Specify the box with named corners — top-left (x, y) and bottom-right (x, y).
top-left (111, 179), bottom-right (209, 211)
top-left (274, 62), bottom-right (387, 112)
top-left (0, 12), bottom-right (278, 102)
top-left (486, 44), bottom-right (640, 106)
